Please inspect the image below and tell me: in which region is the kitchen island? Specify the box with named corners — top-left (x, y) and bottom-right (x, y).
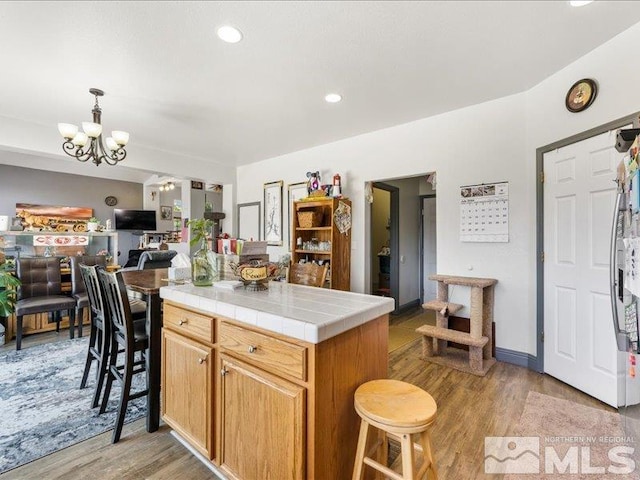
top-left (159, 281), bottom-right (394, 480)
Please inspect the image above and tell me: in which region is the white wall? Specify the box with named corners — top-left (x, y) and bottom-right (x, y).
top-left (237, 93), bottom-right (528, 352)
top-left (521, 22), bottom-right (640, 354)
top-left (236, 22), bottom-right (640, 357)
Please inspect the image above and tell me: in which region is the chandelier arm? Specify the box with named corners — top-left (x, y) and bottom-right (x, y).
top-left (62, 141), bottom-right (92, 163)
top-left (95, 135), bottom-right (127, 166)
top-left (103, 148), bottom-right (127, 166)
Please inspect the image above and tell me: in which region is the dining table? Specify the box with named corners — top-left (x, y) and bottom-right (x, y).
top-left (120, 267), bottom-right (168, 433)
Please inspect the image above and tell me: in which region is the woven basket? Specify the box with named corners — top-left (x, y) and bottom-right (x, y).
top-left (297, 211), bottom-right (323, 228)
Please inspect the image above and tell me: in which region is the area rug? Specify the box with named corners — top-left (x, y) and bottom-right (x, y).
top-left (499, 391), bottom-right (636, 479)
top-left (0, 337), bottom-right (146, 474)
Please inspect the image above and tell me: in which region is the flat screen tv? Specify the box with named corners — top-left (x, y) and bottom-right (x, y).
top-left (114, 209), bottom-right (157, 231)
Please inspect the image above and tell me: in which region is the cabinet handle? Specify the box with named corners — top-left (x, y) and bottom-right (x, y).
top-left (221, 368), bottom-right (228, 376)
top-left (179, 319), bottom-right (187, 326)
top-left (198, 357), bottom-right (206, 364)
top-left (248, 345), bottom-right (257, 353)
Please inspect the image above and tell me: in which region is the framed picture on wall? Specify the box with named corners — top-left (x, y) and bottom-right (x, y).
top-left (263, 180), bottom-right (283, 246)
top-left (160, 206), bottom-right (172, 221)
top-left (287, 181), bottom-right (308, 242)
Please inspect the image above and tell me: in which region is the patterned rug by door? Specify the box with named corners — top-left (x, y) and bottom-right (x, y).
top-left (0, 336), bottom-right (146, 474)
top-left (500, 391), bottom-right (635, 479)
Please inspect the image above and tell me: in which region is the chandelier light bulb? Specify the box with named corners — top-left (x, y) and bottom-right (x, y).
top-left (82, 122), bottom-right (103, 138)
top-left (71, 132), bottom-right (88, 147)
top-left (112, 130), bottom-right (129, 146)
top-left (105, 137), bottom-right (119, 152)
top-left (58, 123), bottom-right (78, 139)
top-left (169, 182), bottom-right (175, 190)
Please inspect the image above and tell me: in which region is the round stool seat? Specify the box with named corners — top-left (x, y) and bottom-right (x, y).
top-left (354, 379), bottom-right (437, 431)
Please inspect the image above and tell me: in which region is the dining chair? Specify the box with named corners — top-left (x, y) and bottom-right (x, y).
top-left (288, 262), bottom-right (329, 288)
top-left (14, 257), bottom-right (77, 350)
top-left (70, 255), bottom-right (107, 339)
top-left (98, 269), bottom-right (149, 443)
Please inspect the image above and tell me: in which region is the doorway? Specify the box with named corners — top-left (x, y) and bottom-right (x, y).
top-left (371, 182), bottom-right (399, 312)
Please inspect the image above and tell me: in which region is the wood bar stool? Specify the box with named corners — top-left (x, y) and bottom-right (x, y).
top-left (353, 379), bottom-right (438, 480)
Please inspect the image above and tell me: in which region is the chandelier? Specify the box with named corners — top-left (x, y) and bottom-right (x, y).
top-left (159, 181), bottom-right (175, 192)
top-left (57, 88), bottom-right (129, 166)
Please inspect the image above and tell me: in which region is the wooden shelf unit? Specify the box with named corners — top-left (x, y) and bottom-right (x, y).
top-left (291, 197), bottom-right (351, 291)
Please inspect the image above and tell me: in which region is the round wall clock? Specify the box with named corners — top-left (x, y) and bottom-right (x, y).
top-left (104, 195), bottom-right (118, 206)
top-left (565, 78), bottom-right (598, 113)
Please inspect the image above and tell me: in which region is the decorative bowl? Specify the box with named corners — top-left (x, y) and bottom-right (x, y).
top-left (228, 261), bottom-right (282, 291)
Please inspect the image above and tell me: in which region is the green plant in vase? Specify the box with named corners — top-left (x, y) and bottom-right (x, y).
top-left (188, 218), bottom-right (217, 286)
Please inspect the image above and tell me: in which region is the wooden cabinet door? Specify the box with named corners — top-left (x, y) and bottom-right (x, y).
top-left (162, 329), bottom-right (213, 459)
top-left (219, 355), bottom-right (305, 480)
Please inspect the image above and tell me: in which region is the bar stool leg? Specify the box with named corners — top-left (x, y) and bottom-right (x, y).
top-left (419, 430), bottom-right (438, 480)
top-left (352, 418), bottom-right (370, 480)
top-left (400, 433), bottom-right (415, 480)
top-left (376, 429), bottom-right (388, 480)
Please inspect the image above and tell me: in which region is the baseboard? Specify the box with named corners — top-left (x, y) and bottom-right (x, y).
top-left (169, 430), bottom-right (226, 479)
top-left (495, 347), bottom-right (538, 370)
top-left (393, 298), bottom-right (421, 315)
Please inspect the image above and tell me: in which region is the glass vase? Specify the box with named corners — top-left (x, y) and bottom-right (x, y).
top-left (192, 239), bottom-right (217, 286)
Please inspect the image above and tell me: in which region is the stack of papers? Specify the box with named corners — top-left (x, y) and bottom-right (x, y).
top-left (213, 280), bottom-right (244, 290)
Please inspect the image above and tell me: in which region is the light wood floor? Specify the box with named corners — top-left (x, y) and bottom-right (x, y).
top-left (0, 309), bottom-right (615, 479)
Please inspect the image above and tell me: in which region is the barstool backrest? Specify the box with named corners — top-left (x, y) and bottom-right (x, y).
top-left (97, 269), bottom-right (134, 346)
top-left (79, 264), bottom-right (106, 323)
top-left (71, 255), bottom-right (107, 296)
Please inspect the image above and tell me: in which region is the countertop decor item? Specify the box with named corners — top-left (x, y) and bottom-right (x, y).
top-left (565, 78), bottom-right (598, 113)
top-left (228, 260), bottom-right (281, 291)
top-left (188, 218), bottom-right (216, 286)
top-left (57, 88), bottom-right (129, 167)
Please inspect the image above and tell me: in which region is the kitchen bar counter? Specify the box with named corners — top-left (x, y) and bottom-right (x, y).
top-left (159, 281), bottom-right (394, 480)
top-left (160, 281), bottom-right (394, 343)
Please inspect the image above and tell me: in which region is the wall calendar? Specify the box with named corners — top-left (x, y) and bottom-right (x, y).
top-left (460, 182), bottom-right (509, 242)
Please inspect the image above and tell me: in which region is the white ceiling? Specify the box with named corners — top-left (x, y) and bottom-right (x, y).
top-left (1, 1), bottom-right (640, 181)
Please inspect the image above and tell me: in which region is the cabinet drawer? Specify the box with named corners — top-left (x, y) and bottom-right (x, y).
top-left (219, 322), bottom-right (307, 381)
top-left (164, 304), bottom-right (214, 343)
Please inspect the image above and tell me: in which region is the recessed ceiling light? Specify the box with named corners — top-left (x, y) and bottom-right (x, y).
top-left (217, 25), bottom-right (243, 43)
top-left (569, 1), bottom-right (593, 6)
top-left (325, 93), bottom-right (342, 103)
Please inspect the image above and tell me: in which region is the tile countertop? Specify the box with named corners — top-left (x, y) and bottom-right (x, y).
top-left (160, 281), bottom-right (395, 344)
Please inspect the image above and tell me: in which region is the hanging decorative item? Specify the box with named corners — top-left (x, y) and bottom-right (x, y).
top-left (364, 182), bottom-right (374, 203)
top-left (334, 200), bottom-right (352, 234)
top-left (565, 78), bottom-right (598, 113)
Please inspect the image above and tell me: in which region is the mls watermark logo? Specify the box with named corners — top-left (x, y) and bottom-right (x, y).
top-left (485, 436), bottom-right (540, 473)
top-left (485, 436), bottom-right (636, 475)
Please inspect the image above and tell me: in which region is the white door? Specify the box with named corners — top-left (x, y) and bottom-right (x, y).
top-left (422, 197), bottom-right (437, 302)
top-left (544, 129), bottom-right (626, 407)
